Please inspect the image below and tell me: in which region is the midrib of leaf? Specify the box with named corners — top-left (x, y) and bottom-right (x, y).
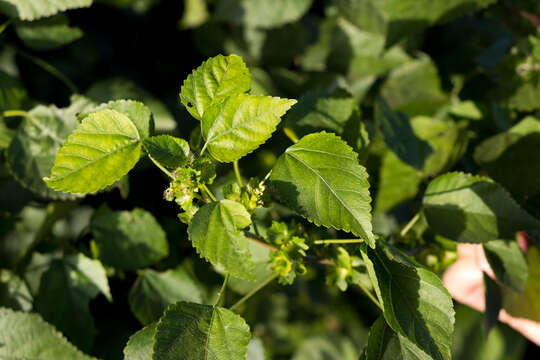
top-left (49, 139), bottom-right (139, 180)
top-left (204, 104), bottom-right (278, 144)
top-left (286, 149), bottom-right (366, 238)
top-left (204, 308), bottom-right (218, 360)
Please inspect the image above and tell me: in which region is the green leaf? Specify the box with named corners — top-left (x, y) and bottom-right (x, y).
top-left (375, 97), bottom-right (433, 170)
top-left (123, 323), bottom-right (156, 360)
top-left (86, 78), bottom-right (176, 132)
top-left (364, 242), bottom-right (455, 360)
top-left (128, 264), bottom-right (206, 325)
top-left (502, 247), bottom-right (540, 322)
top-left (0, 119), bottom-right (15, 149)
top-left (44, 109), bottom-right (143, 194)
top-left (188, 200), bottom-right (254, 279)
top-left (375, 151), bottom-right (421, 214)
top-left (153, 301), bottom-right (251, 360)
top-left (34, 254), bottom-right (111, 352)
top-left (0, 70), bottom-right (29, 113)
top-left (483, 239), bottom-right (528, 292)
top-left (0, 0), bottom-right (93, 21)
top-left (180, 54), bottom-right (251, 121)
top-left (0, 308), bottom-right (95, 359)
top-left (215, 0), bottom-right (313, 29)
top-left (14, 14), bottom-right (83, 51)
top-left (474, 116), bottom-right (540, 196)
top-left (380, 56), bottom-right (447, 117)
top-left (202, 94), bottom-right (296, 162)
top-left (247, 337), bottom-right (267, 360)
top-left (143, 135), bottom-right (190, 170)
top-left (227, 239), bottom-right (273, 295)
top-left (270, 132), bottom-right (374, 247)
top-left (423, 172), bottom-right (540, 243)
top-left (292, 335), bottom-right (358, 360)
top-left (80, 99), bottom-right (154, 139)
top-left (179, 0), bottom-right (209, 29)
top-left (90, 206), bottom-right (169, 271)
top-left (0, 270), bottom-right (33, 311)
top-left (363, 317), bottom-right (431, 360)
top-left (7, 96), bottom-right (95, 199)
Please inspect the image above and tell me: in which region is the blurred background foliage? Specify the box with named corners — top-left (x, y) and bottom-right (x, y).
top-left (2, 0), bottom-right (540, 359)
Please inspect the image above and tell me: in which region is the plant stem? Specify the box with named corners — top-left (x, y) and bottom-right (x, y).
top-left (355, 281), bottom-right (383, 311)
top-left (230, 273), bottom-right (278, 312)
top-left (15, 48), bottom-right (78, 93)
top-left (214, 273), bottom-right (230, 307)
top-left (200, 184), bottom-right (217, 201)
top-left (400, 212), bottom-right (421, 237)
top-left (233, 160), bottom-right (243, 187)
top-left (262, 169), bottom-right (272, 183)
top-left (313, 239), bottom-right (364, 245)
top-left (149, 155), bottom-right (174, 179)
top-left (3, 110), bottom-right (30, 118)
top-left (283, 127), bottom-right (299, 143)
top-left (0, 19), bottom-right (12, 35)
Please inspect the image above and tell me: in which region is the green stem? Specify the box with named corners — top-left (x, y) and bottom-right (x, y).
top-left (283, 127), bottom-right (299, 143)
top-left (262, 169), bottom-right (272, 184)
top-left (400, 212), bottom-right (421, 237)
top-left (149, 155), bottom-right (174, 179)
top-left (0, 19), bottom-right (12, 35)
top-left (355, 281), bottom-right (383, 311)
top-left (200, 184), bottom-right (217, 202)
top-left (3, 110), bottom-right (30, 118)
top-left (214, 273), bottom-right (230, 307)
top-left (230, 273), bottom-right (278, 311)
top-left (233, 160), bottom-right (243, 187)
top-left (314, 239), bottom-right (364, 245)
top-left (16, 48), bottom-right (78, 93)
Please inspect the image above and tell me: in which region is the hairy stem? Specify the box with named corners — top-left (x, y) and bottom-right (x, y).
top-left (355, 281), bottom-right (383, 311)
top-left (230, 273), bottom-right (278, 311)
top-left (200, 183), bottom-right (217, 202)
top-left (3, 110), bottom-right (30, 118)
top-left (214, 273), bottom-right (230, 307)
top-left (283, 127), bottom-right (299, 143)
top-left (148, 155), bottom-right (174, 179)
top-left (313, 239), bottom-right (364, 245)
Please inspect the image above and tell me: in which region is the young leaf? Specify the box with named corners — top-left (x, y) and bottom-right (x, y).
top-left (0, 308), bottom-right (95, 360)
top-left (215, 0), bottom-right (313, 29)
top-left (153, 302), bottom-right (251, 360)
top-left (44, 109), bottom-right (143, 194)
top-left (34, 254), bottom-right (111, 352)
top-left (364, 242), bottom-right (455, 360)
top-left (202, 94), bottom-right (296, 162)
top-left (143, 135), bottom-right (190, 169)
top-left (7, 96), bottom-right (95, 199)
top-left (90, 207), bottom-right (169, 271)
top-left (124, 323), bottom-right (156, 360)
top-left (270, 132), bottom-right (374, 247)
top-left (180, 54), bottom-right (251, 120)
top-left (188, 200), bottom-right (254, 280)
top-left (79, 99), bottom-right (154, 139)
top-left (423, 172), bottom-right (540, 243)
top-left (14, 14), bottom-right (83, 51)
top-left (0, 0), bottom-right (93, 21)
top-left (128, 265), bottom-right (206, 325)
top-left (483, 239), bottom-right (528, 292)
top-left (363, 316), bottom-right (431, 360)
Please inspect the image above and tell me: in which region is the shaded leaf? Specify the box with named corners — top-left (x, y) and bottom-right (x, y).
top-left (180, 54), bottom-right (251, 121)
top-left (128, 264), bottom-right (206, 325)
top-left (179, 0), bottom-right (208, 29)
top-left (364, 242), bottom-right (455, 360)
top-left (143, 135), bottom-right (190, 169)
top-left (153, 301), bottom-right (251, 360)
top-left (483, 273), bottom-right (501, 335)
top-left (91, 206), bottom-right (169, 271)
top-left (292, 335), bottom-right (358, 360)
top-left (188, 200), bottom-right (254, 279)
top-left (34, 254), bottom-right (111, 352)
top-left (15, 14), bottom-right (83, 51)
top-left (7, 95), bottom-right (95, 199)
top-left (0, 270), bottom-right (33, 311)
top-left (271, 132), bottom-right (374, 246)
top-left (44, 109), bottom-right (142, 194)
top-left (123, 323), bottom-right (156, 360)
top-left (202, 94), bottom-right (296, 162)
top-left (0, 70), bottom-right (29, 113)
top-left (0, 0), bottom-right (92, 20)
top-left (483, 239), bottom-right (528, 292)
top-left (0, 308), bottom-right (95, 359)
top-left (423, 172), bottom-right (540, 243)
